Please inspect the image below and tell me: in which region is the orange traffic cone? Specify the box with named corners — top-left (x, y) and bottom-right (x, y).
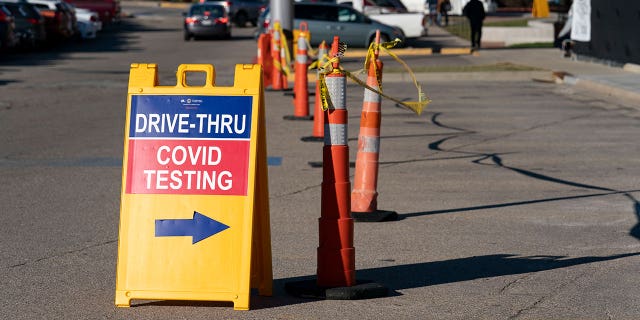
top-left (301, 40), bottom-right (328, 142)
top-left (270, 22), bottom-right (285, 91)
top-left (284, 36), bottom-right (388, 300)
top-left (351, 31), bottom-right (398, 223)
top-left (284, 23), bottom-right (312, 120)
top-left (316, 36), bottom-right (355, 288)
top-left (257, 32), bottom-right (272, 88)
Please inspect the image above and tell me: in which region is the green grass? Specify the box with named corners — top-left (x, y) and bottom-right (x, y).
top-left (384, 62), bottom-right (544, 73)
top-left (443, 17), bottom-right (539, 41)
top-left (442, 17), bottom-right (471, 41)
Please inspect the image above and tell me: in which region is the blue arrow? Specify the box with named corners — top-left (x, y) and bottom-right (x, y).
top-left (155, 211), bottom-right (230, 244)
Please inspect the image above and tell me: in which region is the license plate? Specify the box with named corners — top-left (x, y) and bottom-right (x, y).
top-left (201, 20), bottom-right (212, 26)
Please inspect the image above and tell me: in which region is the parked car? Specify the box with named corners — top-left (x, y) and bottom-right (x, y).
top-left (74, 7), bottom-right (100, 39)
top-left (63, 0), bottom-right (120, 24)
top-left (256, 2), bottom-right (405, 48)
top-left (0, 0), bottom-right (46, 48)
top-left (183, 3), bottom-right (231, 40)
top-left (26, 0), bottom-right (76, 40)
top-left (0, 4), bottom-right (18, 50)
top-left (203, 0), bottom-right (266, 27)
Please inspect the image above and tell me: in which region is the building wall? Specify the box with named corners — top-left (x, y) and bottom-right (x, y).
top-left (573, 0), bottom-right (640, 65)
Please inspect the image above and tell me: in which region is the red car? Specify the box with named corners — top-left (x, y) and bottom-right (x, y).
top-left (27, 0), bottom-right (76, 40)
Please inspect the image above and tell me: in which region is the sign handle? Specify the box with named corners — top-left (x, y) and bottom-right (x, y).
top-left (176, 64), bottom-right (216, 88)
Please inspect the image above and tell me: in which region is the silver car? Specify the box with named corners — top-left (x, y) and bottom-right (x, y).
top-left (256, 2), bottom-right (405, 48)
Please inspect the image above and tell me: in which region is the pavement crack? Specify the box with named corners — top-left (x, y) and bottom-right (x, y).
top-left (271, 183), bottom-right (321, 199)
top-left (508, 271), bottom-right (588, 319)
top-left (499, 274), bottom-right (530, 294)
top-left (8, 239), bottom-right (117, 270)
top-left (509, 296), bottom-right (546, 319)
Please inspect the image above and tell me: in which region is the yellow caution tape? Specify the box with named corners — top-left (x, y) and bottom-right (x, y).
top-left (318, 72), bottom-right (332, 111)
top-left (344, 70), bottom-right (429, 115)
top-left (273, 22), bottom-right (291, 77)
top-left (364, 38), bottom-right (402, 91)
top-left (303, 36), bottom-right (318, 58)
top-left (316, 39), bottom-right (429, 114)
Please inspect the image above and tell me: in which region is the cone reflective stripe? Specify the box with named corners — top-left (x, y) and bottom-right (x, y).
top-left (271, 24), bottom-right (283, 90)
top-left (317, 36), bottom-right (355, 288)
top-left (323, 75), bottom-right (347, 146)
top-left (313, 42), bottom-right (328, 137)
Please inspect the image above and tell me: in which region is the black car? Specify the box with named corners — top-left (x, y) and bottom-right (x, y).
top-left (183, 3), bottom-right (231, 40)
top-left (0, 4), bottom-right (17, 50)
top-left (203, 0), bottom-right (267, 27)
top-left (1, 0), bottom-right (46, 48)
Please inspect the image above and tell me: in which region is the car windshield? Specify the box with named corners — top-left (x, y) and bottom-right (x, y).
top-left (191, 5), bottom-right (224, 17)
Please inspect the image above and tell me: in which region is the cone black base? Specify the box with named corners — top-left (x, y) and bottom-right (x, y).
top-left (266, 87), bottom-right (293, 92)
top-left (301, 136), bottom-right (324, 142)
top-left (308, 161), bottom-right (356, 168)
top-left (283, 115), bottom-right (313, 121)
top-left (285, 279), bottom-right (388, 300)
top-left (351, 210), bottom-right (398, 222)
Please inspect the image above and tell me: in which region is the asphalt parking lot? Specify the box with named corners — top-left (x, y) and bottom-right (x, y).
top-left (1, 2), bottom-right (640, 319)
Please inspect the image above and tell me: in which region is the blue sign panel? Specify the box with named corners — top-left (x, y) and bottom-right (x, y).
top-left (130, 95), bottom-right (253, 139)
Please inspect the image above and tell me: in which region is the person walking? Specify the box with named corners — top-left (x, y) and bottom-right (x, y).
top-left (427, 0), bottom-right (438, 26)
top-left (437, 0), bottom-right (450, 27)
top-left (463, 0), bottom-right (486, 50)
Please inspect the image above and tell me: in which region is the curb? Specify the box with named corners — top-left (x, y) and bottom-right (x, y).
top-left (384, 70), bottom-right (552, 83)
top-left (286, 71), bottom-right (552, 84)
top-left (341, 47), bottom-right (471, 58)
top-left (159, 1), bottom-right (190, 9)
top-left (568, 76), bottom-right (640, 103)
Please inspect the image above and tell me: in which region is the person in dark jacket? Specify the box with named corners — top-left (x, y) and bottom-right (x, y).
top-left (463, 0), bottom-right (486, 49)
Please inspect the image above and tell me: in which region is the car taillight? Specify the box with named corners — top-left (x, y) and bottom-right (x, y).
top-left (40, 11), bottom-right (54, 18)
top-left (262, 18), bottom-right (269, 29)
top-left (185, 17), bottom-right (197, 24)
top-left (215, 17), bottom-right (228, 24)
top-left (27, 18), bottom-right (39, 24)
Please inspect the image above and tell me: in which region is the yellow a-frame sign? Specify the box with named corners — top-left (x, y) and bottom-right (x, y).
top-left (115, 64), bottom-right (272, 310)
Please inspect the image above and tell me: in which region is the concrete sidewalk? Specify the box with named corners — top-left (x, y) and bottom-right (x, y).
top-left (404, 25), bottom-right (640, 107)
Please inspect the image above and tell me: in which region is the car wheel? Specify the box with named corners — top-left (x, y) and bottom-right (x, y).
top-left (235, 12), bottom-right (247, 27)
top-left (369, 33), bottom-right (390, 47)
top-left (184, 30), bottom-right (192, 41)
top-left (379, 33), bottom-right (390, 44)
top-left (250, 19), bottom-right (257, 27)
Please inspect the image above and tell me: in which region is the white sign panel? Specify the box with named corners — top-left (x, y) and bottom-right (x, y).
top-left (571, 0), bottom-right (591, 42)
